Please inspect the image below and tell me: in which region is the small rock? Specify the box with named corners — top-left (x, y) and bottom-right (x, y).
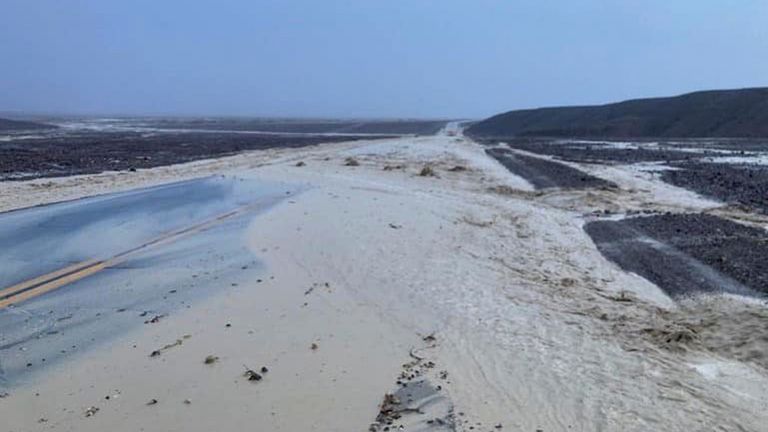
top-left (419, 165), bottom-right (436, 177)
top-left (244, 368), bottom-right (262, 381)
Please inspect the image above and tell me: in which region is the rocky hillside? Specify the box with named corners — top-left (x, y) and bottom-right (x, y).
top-left (467, 88), bottom-right (768, 138)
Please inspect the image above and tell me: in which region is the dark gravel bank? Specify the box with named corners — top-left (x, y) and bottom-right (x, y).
top-left (92, 118), bottom-right (449, 135)
top-left (485, 147), bottom-right (616, 189)
top-left (662, 162), bottom-right (768, 213)
top-left (478, 138), bottom-right (706, 164)
top-left (0, 130), bottom-right (382, 181)
top-left (0, 117), bottom-right (55, 131)
top-left (585, 213), bottom-right (768, 297)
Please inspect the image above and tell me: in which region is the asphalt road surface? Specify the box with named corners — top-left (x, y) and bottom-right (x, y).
top-left (0, 176), bottom-right (297, 387)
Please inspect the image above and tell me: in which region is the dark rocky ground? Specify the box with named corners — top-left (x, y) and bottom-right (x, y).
top-left (585, 213), bottom-right (768, 298)
top-left (662, 162), bottom-right (768, 214)
top-left (152, 118), bottom-right (449, 135)
top-left (480, 137), bottom-right (768, 215)
top-left (39, 117), bottom-right (449, 135)
top-left (478, 138), bottom-right (707, 164)
top-left (0, 117), bottom-right (55, 131)
top-left (0, 130), bottom-right (383, 181)
top-left (485, 147), bottom-right (616, 189)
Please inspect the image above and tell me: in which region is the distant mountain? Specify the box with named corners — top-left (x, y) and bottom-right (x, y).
top-left (467, 88), bottom-right (768, 138)
top-left (0, 117), bottom-right (55, 131)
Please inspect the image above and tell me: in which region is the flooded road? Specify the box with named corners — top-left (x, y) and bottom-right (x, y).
top-left (0, 176), bottom-right (297, 386)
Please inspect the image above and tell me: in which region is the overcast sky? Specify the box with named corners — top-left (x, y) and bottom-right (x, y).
top-left (1, 0), bottom-right (767, 118)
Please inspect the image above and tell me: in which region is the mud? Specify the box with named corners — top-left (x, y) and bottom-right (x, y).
top-left (485, 148), bottom-right (616, 189)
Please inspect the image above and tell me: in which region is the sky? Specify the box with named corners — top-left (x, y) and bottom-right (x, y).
top-left (1, 0), bottom-right (767, 119)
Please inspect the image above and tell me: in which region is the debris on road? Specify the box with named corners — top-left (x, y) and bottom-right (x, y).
top-left (144, 314), bottom-right (165, 324)
top-left (149, 337), bottom-right (187, 357)
top-left (243, 365), bottom-right (263, 381)
top-left (418, 165), bottom-right (436, 177)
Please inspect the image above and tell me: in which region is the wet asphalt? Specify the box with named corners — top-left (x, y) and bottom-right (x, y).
top-left (0, 176), bottom-right (297, 388)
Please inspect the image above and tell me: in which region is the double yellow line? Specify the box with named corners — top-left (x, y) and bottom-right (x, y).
top-left (0, 201), bottom-right (261, 309)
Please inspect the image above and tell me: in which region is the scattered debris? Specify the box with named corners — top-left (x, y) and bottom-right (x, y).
top-left (447, 165), bottom-right (467, 172)
top-left (144, 314), bottom-right (164, 324)
top-left (421, 332), bottom-right (437, 343)
top-left (486, 185), bottom-right (519, 196)
top-left (344, 157), bottom-right (360, 166)
top-left (610, 291), bottom-right (635, 303)
top-left (383, 164), bottom-right (405, 171)
top-left (204, 355), bottom-right (219, 365)
top-left (459, 216), bottom-right (494, 228)
top-left (243, 365), bottom-right (263, 381)
top-left (149, 338), bottom-right (185, 358)
top-left (370, 339), bottom-right (454, 431)
top-left (373, 380), bottom-right (451, 431)
top-left (419, 165), bottom-right (436, 177)
top-left (642, 325), bottom-right (699, 350)
top-left (84, 406), bottom-right (100, 417)
top-left (260, 366), bottom-right (269, 373)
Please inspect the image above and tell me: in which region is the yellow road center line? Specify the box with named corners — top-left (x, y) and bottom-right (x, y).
top-left (0, 262), bottom-right (108, 309)
top-left (0, 201), bottom-right (262, 309)
top-left (0, 259), bottom-right (99, 300)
